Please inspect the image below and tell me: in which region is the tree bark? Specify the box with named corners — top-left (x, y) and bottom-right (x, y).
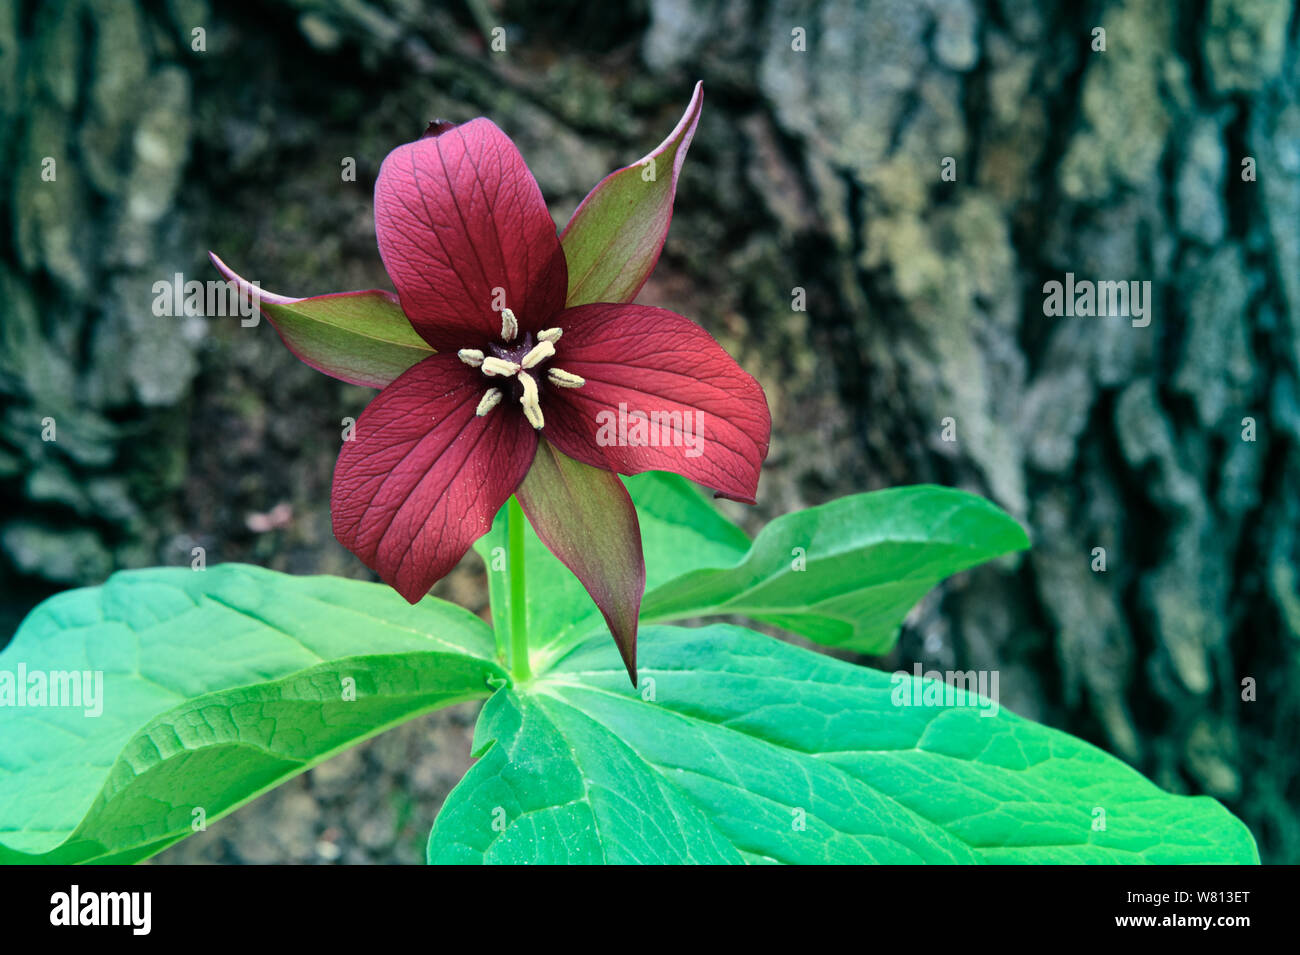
top-left (2, 0), bottom-right (1296, 862)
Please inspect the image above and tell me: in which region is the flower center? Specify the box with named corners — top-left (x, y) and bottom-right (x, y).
top-left (457, 308), bottom-right (585, 429)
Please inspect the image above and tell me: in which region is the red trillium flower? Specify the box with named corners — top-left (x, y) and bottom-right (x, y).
top-left (212, 85), bottom-right (770, 682)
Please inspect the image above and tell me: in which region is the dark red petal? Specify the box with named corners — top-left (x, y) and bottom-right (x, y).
top-left (542, 304), bottom-right (771, 504)
top-left (516, 440), bottom-right (646, 686)
top-left (332, 354), bottom-right (538, 602)
top-left (373, 119), bottom-right (568, 351)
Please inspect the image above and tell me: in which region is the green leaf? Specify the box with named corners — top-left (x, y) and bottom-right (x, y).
top-left (428, 625), bottom-right (1258, 864)
top-left (640, 484), bottom-right (1031, 653)
top-left (475, 471), bottom-right (750, 668)
top-left (485, 478), bottom-right (1023, 664)
top-left (559, 82), bottom-right (703, 307)
top-left (210, 252), bottom-right (432, 388)
top-left (426, 687), bottom-right (741, 863)
top-left (628, 469), bottom-right (751, 567)
top-left (0, 564), bottom-right (504, 864)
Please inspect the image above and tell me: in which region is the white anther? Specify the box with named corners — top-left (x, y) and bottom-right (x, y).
top-left (520, 339), bottom-right (555, 369)
top-left (480, 356), bottom-right (520, 377)
top-left (475, 388), bottom-right (503, 416)
top-left (518, 371), bottom-right (544, 429)
top-left (500, 307), bottom-right (518, 342)
top-left (458, 348), bottom-right (485, 367)
top-left (536, 327), bottom-right (562, 343)
top-left (546, 367), bottom-right (585, 388)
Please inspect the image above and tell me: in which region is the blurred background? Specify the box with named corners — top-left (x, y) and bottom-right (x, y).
top-left (1, 0), bottom-right (1297, 863)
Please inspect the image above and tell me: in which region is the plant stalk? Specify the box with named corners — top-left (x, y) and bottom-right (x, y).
top-left (507, 496), bottom-right (531, 681)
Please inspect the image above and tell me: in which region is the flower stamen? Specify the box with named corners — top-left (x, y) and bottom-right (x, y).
top-left (547, 367), bottom-right (585, 388)
top-left (500, 307), bottom-right (518, 342)
top-left (518, 371), bottom-right (544, 429)
top-left (481, 356), bottom-right (521, 377)
top-left (520, 340), bottom-right (555, 369)
top-left (475, 388), bottom-right (503, 416)
top-left (461, 324), bottom-right (575, 429)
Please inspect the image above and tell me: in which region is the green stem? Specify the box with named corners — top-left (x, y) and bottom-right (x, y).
top-left (507, 496), bottom-right (531, 682)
